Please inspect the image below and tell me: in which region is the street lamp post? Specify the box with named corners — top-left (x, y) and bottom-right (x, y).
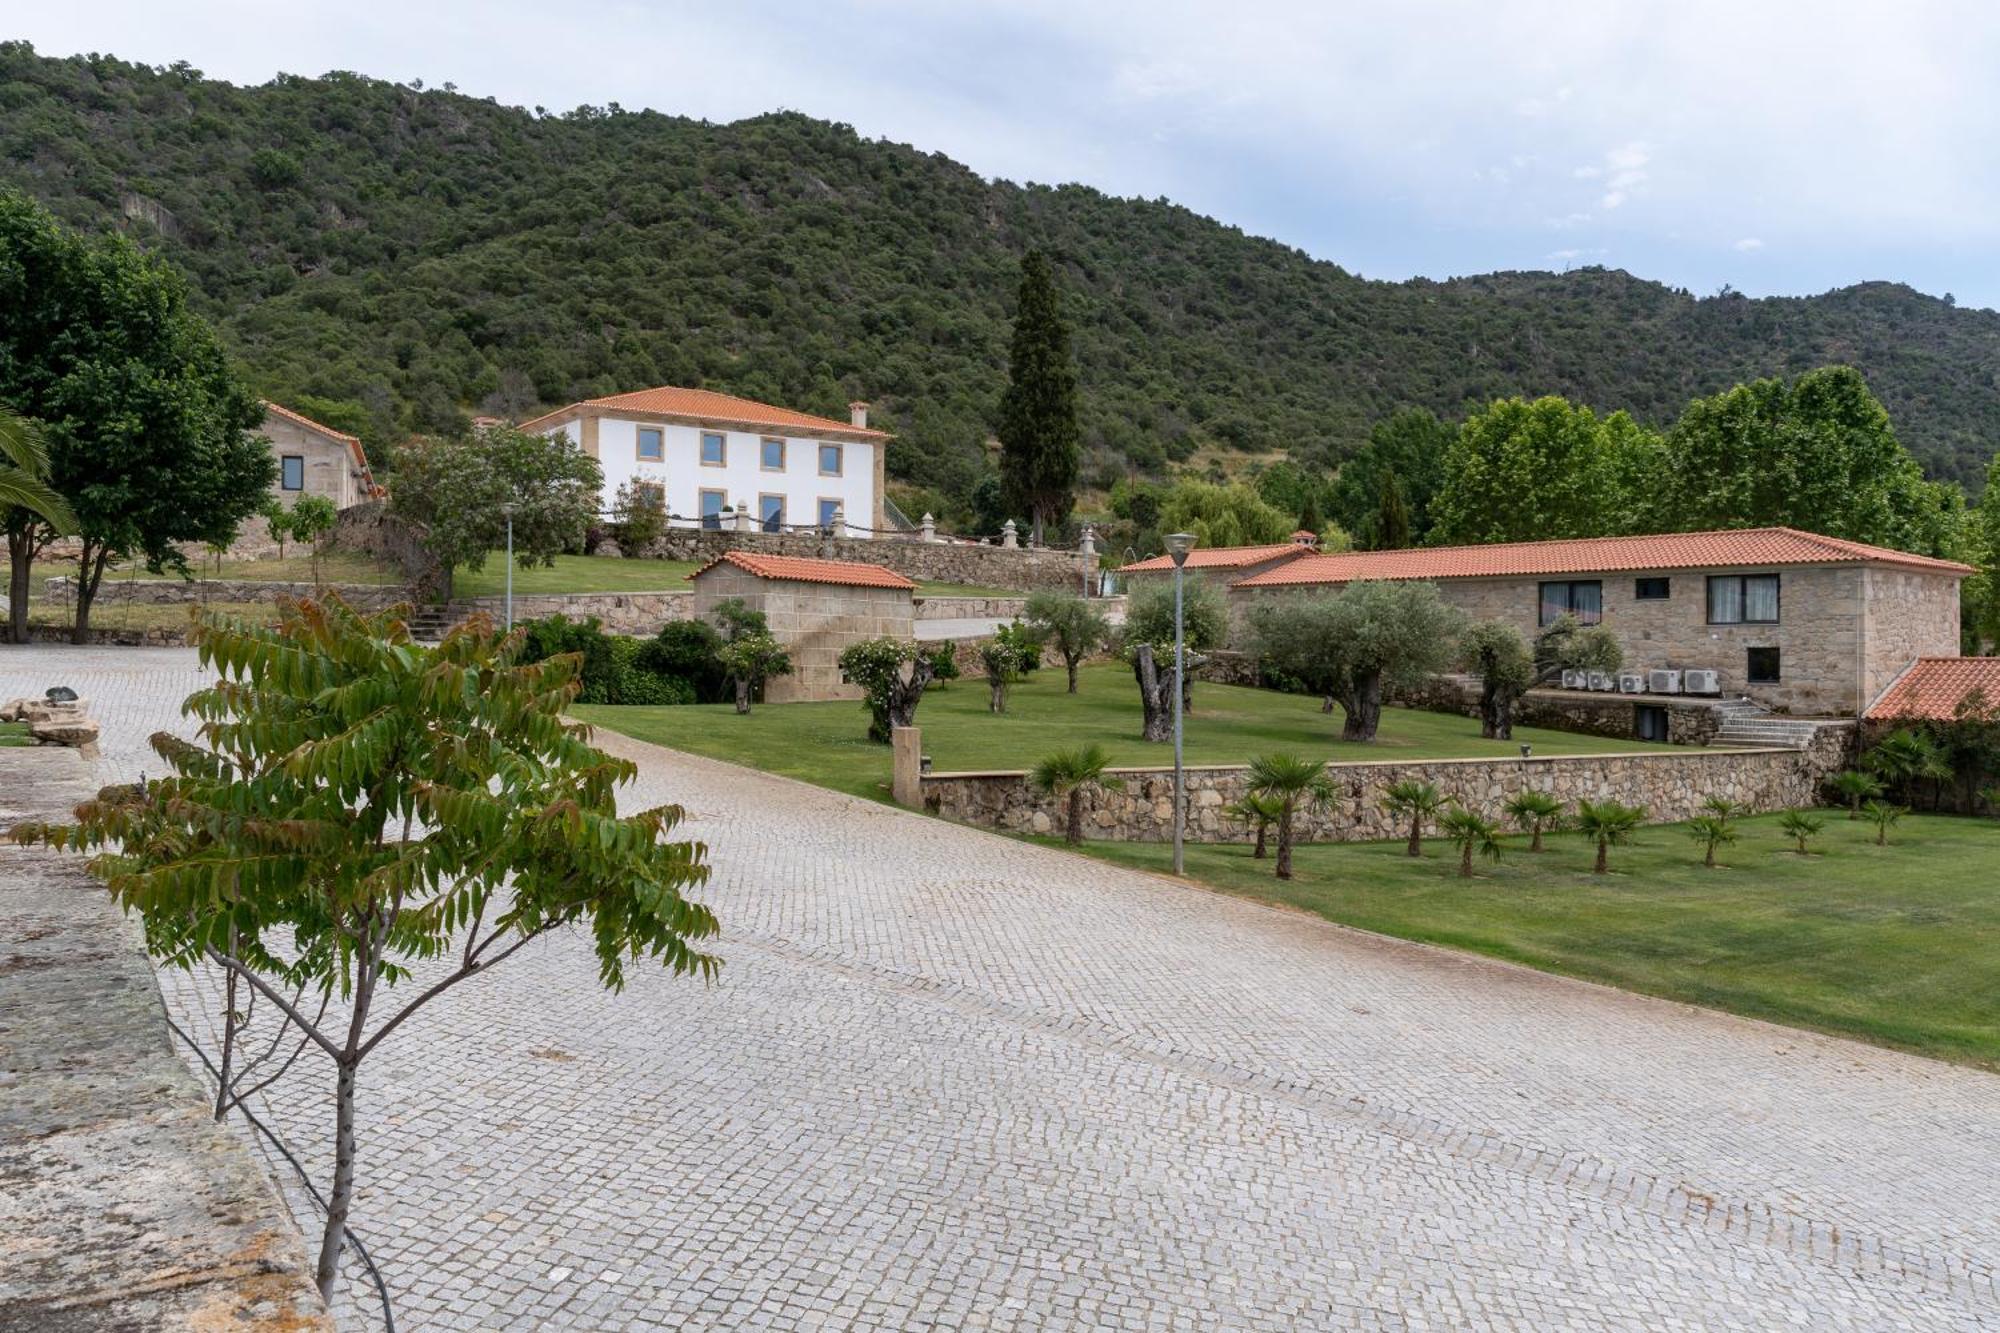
top-left (501, 502), bottom-right (516, 633)
top-left (1165, 532), bottom-right (1197, 875)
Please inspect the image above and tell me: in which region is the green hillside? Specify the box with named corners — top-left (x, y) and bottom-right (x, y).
top-left (4, 41), bottom-right (1997, 502)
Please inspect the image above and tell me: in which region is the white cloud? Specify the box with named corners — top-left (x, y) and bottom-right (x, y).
top-left (1734, 237), bottom-right (1766, 252)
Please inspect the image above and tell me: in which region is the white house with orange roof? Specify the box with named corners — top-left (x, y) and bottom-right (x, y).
top-left (518, 386), bottom-right (889, 538)
top-left (257, 401), bottom-right (379, 509)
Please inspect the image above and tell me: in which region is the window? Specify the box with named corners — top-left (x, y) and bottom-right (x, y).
top-left (636, 427), bottom-right (664, 462)
top-left (701, 432), bottom-right (727, 466)
top-left (759, 494), bottom-right (785, 533)
top-left (280, 455), bottom-right (305, 491)
top-left (818, 497), bottom-right (843, 529)
top-left (1634, 577), bottom-right (1670, 601)
top-left (700, 489), bottom-right (727, 530)
top-left (1539, 580), bottom-right (1602, 625)
top-left (1707, 574), bottom-right (1780, 624)
top-left (760, 437), bottom-right (787, 471)
top-left (1635, 704), bottom-right (1669, 743)
top-left (818, 442), bottom-right (844, 476)
top-left (1746, 647), bottom-right (1781, 684)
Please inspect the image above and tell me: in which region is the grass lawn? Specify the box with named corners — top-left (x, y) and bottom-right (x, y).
top-left (19, 562), bottom-right (285, 635)
top-left (0, 721), bottom-right (29, 747)
top-left (579, 662), bottom-right (1679, 802)
top-left (454, 554), bottom-right (702, 597)
top-left (1073, 812), bottom-right (2000, 1069)
top-left (106, 551), bottom-right (402, 585)
top-left (914, 581), bottom-right (1030, 599)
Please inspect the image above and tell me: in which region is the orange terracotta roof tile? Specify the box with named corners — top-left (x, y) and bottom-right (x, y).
top-left (1866, 657), bottom-right (2000, 720)
top-left (1119, 543), bottom-right (1308, 573)
top-left (1235, 527), bottom-right (1974, 588)
top-left (688, 549), bottom-right (916, 590)
top-left (518, 385), bottom-right (889, 440)
top-left (262, 400), bottom-right (374, 486)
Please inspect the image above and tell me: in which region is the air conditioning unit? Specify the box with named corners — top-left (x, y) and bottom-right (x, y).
top-left (1682, 668), bottom-right (1721, 695)
top-left (1561, 668), bottom-right (1589, 690)
top-left (1648, 669), bottom-right (1682, 694)
top-left (1588, 671), bottom-right (1617, 692)
top-left (1617, 672), bottom-right (1645, 694)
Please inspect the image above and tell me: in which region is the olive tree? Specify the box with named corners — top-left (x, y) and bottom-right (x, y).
top-left (1023, 589), bottom-right (1110, 693)
top-left (1460, 615), bottom-right (1623, 740)
top-left (1248, 581), bottom-right (1465, 741)
top-left (1122, 577), bottom-right (1227, 729)
top-left (716, 632), bottom-right (792, 713)
top-left (8, 596), bottom-right (719, 1302)
top-left (838, 637), bottom-right (938, 742)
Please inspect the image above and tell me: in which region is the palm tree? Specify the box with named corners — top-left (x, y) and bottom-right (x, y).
top-left (1860, 799), bottom-right (1905, 847)
top-left (1439, 806), bottom-right (1504, 878)
top-left (1029, 744), bottom-right (1125, 846)
top-left (1574, 799), bottom-right (1646, 874)
top-left (1686, 813), bottom-right (1737, 868)
top-left (1828, 770), bottom-right (1883, 819)
top-left (1503, 789), bottom-right (1563, 852)
top-left (1381, 779), bottom-right (1447, 858)
top-left (1777, 809), bottom-right (1824, 855)
top-left (1226, 792), bottom-right (1286, 859)
top-left (1247, 753), bottom-right (1334, 880)
top-left (2, 409), bottom-right (78, 643)
top-left (1863, 730), bottom-right (1951, 807)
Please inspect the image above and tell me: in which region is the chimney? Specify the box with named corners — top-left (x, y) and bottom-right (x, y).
top-left (849, 400), bottom-right (869, 430)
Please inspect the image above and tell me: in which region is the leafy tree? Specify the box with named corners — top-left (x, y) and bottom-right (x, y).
top-left (7, 597), bottom-right (719, 1302)
top-left (978, 637), bottom-right (1027, 713)
top-left (1778, 809), bottom-right (1824, 854)
top-left (709, 596), bottom-right (770, 643)
top-left (716, 632), bottom-right (792, 713)
top-left (1122, 578), bottom-right (1227, 724)
top-left (641, 620), bottom-right (727, 701)
top-left (1533, 613), bottom-right (1624, 683)
top-left (390, 426), bottom-right (601, 592)
top-left (1156, 479), bottom-right (1293, 550)
top-left (1227, 792), bottom-right (1285, 859)
top-left (1575, 799), bottom-right (1647, 873)
top-left (607, 479), bottom-right (668, 554)
top-left (1439, 806), bottom-right (1504, 878)
top-left (1504, 789), bottom-right (1563, 852)
top-left (1828, 769), bottom-right (1884, 817)
top-left (1295, 491), bottom-right (1325, 538)
top-left (996, 250), bottom-right (1080, 546)
top-left (1248, 582), bottom-right (1464, 741)
top-left (1968, 452), bottom-right (2000, 653)
top-left (0, 190), bottom-right (271, 641)
top-left (994, 619), bottom-right (1044, 674)
top-left (1861, 798), bottom-right (1905, 846)
top-left (259, 495), bottom-right (294, 560)
top-left (1430, 397), bottom-right (1654, 545)
top-left (1331, 408), bottom-right (1452, 548)
top-left (1023, 589), bottom-right (1110, 693)
top-left (287, 494), bottom-right (338, 587)
top-left (1380, 779), bottom-right (1447, 857)
top-left (838, 637), bottom-right (937, 742)
top-left (1459, 621), bottom-right (1535, 740)
top-left (1654, 366), bottom-right (1951, 550)
top-left (1030, 744), bottom-right (1125, 846)
top-left (1247, 754), bottom-right (1334, 879)
top-left (1, 408), bottom-right (77, 641)
top-left (1863, 728), bottom-right (1952, 806)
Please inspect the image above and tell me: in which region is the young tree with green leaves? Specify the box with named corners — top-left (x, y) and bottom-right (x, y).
top-left (716, 632), bottom-right (792, 713)
top-left (607, 478), bottom-right (669, 554)
top-left (1861, 799), bottom-right (1905, 846)
top-left (996, 250), bottom-right (1080, 546)
top-left (260, 495), bottom-right (295, 560)
top-left (7, 597), bottom-right (720, 1302)
top-left (1439, 806), bottom-right (1504, 878)
top-left (1503, 789), bottom-right (1563, 852)
top-left (1687, 807), bottom-right (1738, 868)
top-left (1248, 754), bottom-right (1334, 879)
top-left (979, 637), bottom-right (1027, 713)
top-left (838, 637), bottom-right (938, 742)
top-left (1828, 769), bottom-right (1884, 818)
top-left (1575, 799), bottom-right (1647, 873)
top-left (1381, 779), bottom-right (1448, 857)
top-left (287, 494), bottom-right (339, 587)
top-left (1249, 582), bottom-right (1465, 741)
top-left (1123, 578), bottom-right (1227, 729)
top-left (1, 408), bottom-right (77, 641)
top-left (390, 426), bottom-right (602, 594)
top-left (0, 192), bottom-right (272, 641)
top-left (1030, 744), bottom-right (1125, 846)
top-left (1777, 809), bottom-right (1824, 854)
top-left (1374, 471), bottom-right (1412, 550)
top-left (1459, 621), bottom-right (1535, 740)
top-left (1226, 792), bottom-right (1286, 859)
top-left (1023, 589), bottom-right (1109, 693)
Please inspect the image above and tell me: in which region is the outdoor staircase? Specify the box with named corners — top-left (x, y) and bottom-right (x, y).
top-left (1708, 698), bottom-right (1824, 750)
top-left (406, 602), bottom-right (472, 643)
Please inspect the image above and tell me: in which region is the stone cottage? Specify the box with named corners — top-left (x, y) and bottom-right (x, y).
top-left (257, 401), bottom-right (379, 509)
top-left (687, 550), bottom-right (916, 702)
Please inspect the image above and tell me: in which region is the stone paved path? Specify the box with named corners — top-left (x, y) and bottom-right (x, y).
top-left (5, 643), bottom-right (1998, 1331)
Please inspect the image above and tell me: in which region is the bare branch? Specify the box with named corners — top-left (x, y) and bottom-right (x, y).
top-left (204, 948), bottom-right (343, 1061)
top-left (357, 926), bottom-right (547, 1061)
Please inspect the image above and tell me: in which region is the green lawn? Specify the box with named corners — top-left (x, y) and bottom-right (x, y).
top-left (455, 554), bottom-right (703, 597)
top-left (106, 551), bottom-right (404, 585)
top-left (913, 581), bottom-right (1029, 599)
top-left (579, 662), bottom-right (1678, 802)
top-left (0, 721), bottom-right (29, 747)
top-left (1074, 813), bottom-right (2000, 1069)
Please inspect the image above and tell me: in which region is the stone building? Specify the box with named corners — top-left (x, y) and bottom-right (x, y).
top-left (1195, 527), bottom-right (1972, 716)
top-left (257, 401), bottom-right (379, 509)
top-left (687, 550), bottom-right (916, 702)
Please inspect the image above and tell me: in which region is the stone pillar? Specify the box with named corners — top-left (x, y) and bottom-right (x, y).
top-left (920, 512), bottom-right (937, 544)
top-left (1078, 525), bottom-right (1098, 597)
top-left (830, 505), bottom-right (848, 540)
top-left (1001, 519), bottom-right (1019, 550)
top-left (891, 725), bottom-right (923, 808)
top-left (734, 503), bottom-right (753, 534)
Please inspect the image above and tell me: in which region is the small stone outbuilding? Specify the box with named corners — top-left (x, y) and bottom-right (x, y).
top-left (687, 550), bottom-right (916, 702)
top-left (257, 401), bottom-right (380, 510)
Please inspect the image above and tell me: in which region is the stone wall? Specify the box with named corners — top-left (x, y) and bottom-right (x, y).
top-left (642, 528), bottom-right (1094, 592)
top-left (330, 501), bottom-right (449, 601)
top-left (913, 595), bottom-right (1029, 621)
top-left (920, 742), bottom-right (1849, 844)
top-left (0, 748), bottom-right (330, 1327)
top-left (1862, 565), bottom-right (1964, 709)
top-left (46, 574), bottom-right (409, 611)
top-left (461, 589), bottom-right (693, 636)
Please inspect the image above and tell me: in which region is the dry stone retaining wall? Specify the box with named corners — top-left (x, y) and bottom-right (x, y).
top-left (921, 742), bottom-right (1851, 843)
top-left (641, 528), bottom-right (1094, 592)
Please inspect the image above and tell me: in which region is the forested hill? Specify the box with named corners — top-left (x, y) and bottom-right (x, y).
top-left (4, 41), bottom-right (1998, 499)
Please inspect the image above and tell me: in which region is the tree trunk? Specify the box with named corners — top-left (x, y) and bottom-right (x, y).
top-left (733, 678), bottom-right (751, 714)
top-left (1065, 788), bottom-right (1083, 846)
top-left (1478, 678), bottom-right (1501, 739)
top-left (1847, 793), bottom-right (1861, 818)
top-left (1594, 838), bottom-right (1609, 873)
top-left (877, 656), bottom-right (938, 739)
top-left (988, 676), bottom-right (1006, 713)
top-left (5, 524), bottom-right (32, 643)
top-left (1031, 512), bottom-right (1045, 548)
top-left (1133, 644), bottom-right (1174, 743)
top-left (1252, 822), bottom-right (1267, 859)
top-left (1341, 673), bottom-right (1384, 741)
top-left (316, 1059), bottom-right (359, 1301)
top-left (1529, 823), bottom-right (1544, 853)
top-left (1704, 844), bottom-right (1716, 868)
top-left (214, 953), bottom-right (238, 1122)
top-left (1405, 813), bottom-right (1422, 858)
top-left (1275, 808), bottom-right (1295, 879)
top-left (70, 543), bottom-right (112, 644)
top-left (1459, 843), bottom-right (1474, 877)
top-left (1066, 657), bottom-right (1080, 693)
top-left (1320, 695), bottom-right (1335, 714)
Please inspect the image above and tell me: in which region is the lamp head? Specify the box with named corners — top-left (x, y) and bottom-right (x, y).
top-left (1165, 532), bottom-right (1197, 567)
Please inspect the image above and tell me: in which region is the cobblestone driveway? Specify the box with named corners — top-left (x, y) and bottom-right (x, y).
top-left (5, 644), bottom-right (1998, 1331)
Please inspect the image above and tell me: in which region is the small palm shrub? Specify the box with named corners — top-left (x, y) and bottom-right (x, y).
top-left (1248, 753), bottom-right (1334, 880)
top-left (1439, 806), bottom-right (1504, 878)
top-left (1861, 799), bottom-right (1905, 846)
top-left (1777, 809), bottom-right (1824, 854)
top-left (1574, 799), bottom-right (1647, 874)
top-left (1381, 780), bottom-right (1447, 858)
top-left (1030, 744), bottom-right (1125, 846)
top-left (1503, 789), bottom-right (1563, 852)
top-left (1828, 769), bottom-right (1884, 818)
top-left (1226, 792), bottom-right (1286, 859)
top-left (1686, 812), bottom-right (1737, 868)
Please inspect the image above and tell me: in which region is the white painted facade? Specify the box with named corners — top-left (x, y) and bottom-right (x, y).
top-left (545, 416), bottom-right (881, 536)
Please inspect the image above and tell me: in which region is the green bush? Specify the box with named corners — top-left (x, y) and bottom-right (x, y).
top-left (520, 613), bottom-right (696, 705)
top-left (643, 620), bottom-right (728, 700)
top-left (519, 614), bottom-right (616, 702)
top-left (607, 635), bottom-right (696, 705)
top-left (995, 620), bottom-right (1043, 673)
top-left (927, 644), bottom-right (961, 682)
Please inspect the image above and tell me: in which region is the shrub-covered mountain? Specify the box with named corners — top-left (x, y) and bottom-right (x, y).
top-left (4, 41), bottom-right (1997, 502)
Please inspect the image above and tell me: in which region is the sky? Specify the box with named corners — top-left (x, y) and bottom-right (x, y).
top-left (16, 1), bottom-right (2000, 307)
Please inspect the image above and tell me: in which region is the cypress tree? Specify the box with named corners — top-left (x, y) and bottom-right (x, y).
top-left (1375, 470), bottom-right (1412, 549)
top-left (1297, 492), bottom-right (1324, 536)
top-left (997, 250), bottom-right (1081, 546)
